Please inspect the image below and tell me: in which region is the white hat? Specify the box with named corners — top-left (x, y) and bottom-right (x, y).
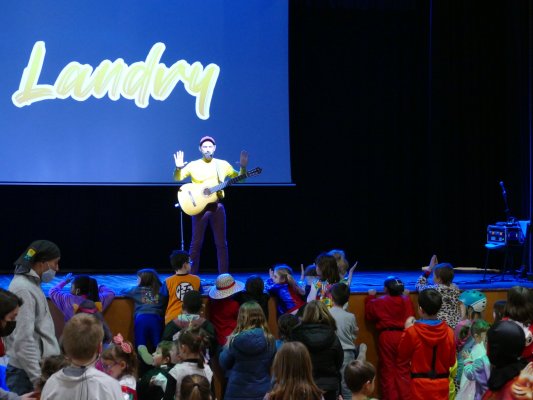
top-left (208, 273), bottom-right (244, 299)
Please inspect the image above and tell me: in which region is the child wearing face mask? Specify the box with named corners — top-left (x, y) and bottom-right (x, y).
top-left (49, 273), bottom-right (115, 322)
top-left (40, 314), bottom-right (123, 400)
top-left (5, 240), bottom-right (61, 396)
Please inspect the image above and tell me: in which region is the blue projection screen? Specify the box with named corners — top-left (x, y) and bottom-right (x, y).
top-left (0, 1), bottom-right (290, 185)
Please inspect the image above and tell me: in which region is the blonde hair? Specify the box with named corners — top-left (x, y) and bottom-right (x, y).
top-left (301, 300), bottom-right (337, 330)
top-left (228, 301), bottom-right (275, 346)
top-left (268, 342), bottom-right (323, 400)
top-left (274, 265), bottom-right (304, 295)
top-left (328, 249), bottom-right (349, 276)
top-left (62, 313), bottom-right (103, 361)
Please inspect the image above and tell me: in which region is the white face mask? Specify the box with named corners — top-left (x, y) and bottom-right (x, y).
top-left (41, 265), bottom-right (56, 283)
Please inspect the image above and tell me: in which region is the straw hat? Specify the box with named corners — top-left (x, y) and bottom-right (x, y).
top-left (208, 273), bottom-right (244, 299)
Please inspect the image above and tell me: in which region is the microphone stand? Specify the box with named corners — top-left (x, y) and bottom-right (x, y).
top-left (175, 202), bottom-right (185, 251)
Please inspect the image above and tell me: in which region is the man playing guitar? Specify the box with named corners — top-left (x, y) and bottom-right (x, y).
top-left (173, 136), bottom-right (248, 274)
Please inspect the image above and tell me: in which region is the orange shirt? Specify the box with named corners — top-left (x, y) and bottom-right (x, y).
top-left (162, 273), bottom-right (201, 324)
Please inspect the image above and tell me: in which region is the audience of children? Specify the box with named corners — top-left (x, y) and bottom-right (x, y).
top-left (101, 333), bottom-right (138, 400)
top-left (265, 264), bottom-right (305, 316)
top-left (307, 253), bottom-right (341, 307)
top-left (162, 250), bottom-right (202, 325)
top-left (219, 301), bottom-right (276, 400)
top-left (49, 273), bottom-right (115, 322)
top-left (456, 319), bottom-right (490, 400)
top-left (137, 340), bottom-right (176, 400)
top-left (168, 327), bottom-right (213, 399)
top-left (289, 300), bottom-right (343, 400)
top-left (397, 288), bottom-right (456, 400)
top-left (207, 274), bottom-right (244, 346)
top-left (415, 258), bottom-right (462, 328)
top-left (179, 374), bottom-right (213, 400)
top-left (264, 341), bottom-right (323, 400)
top-left (329, 283), bottom-right (360, 400)
top-left (121, 268), bottom-right (165, 353)
top-left (237, 275), bottom-right (270, 320)
top-left (365, 276), bottom-right (415, 400)
top-left (40, 314), bottom-right (123, 400)
top-left (344, 360), bottom-right (378, 400)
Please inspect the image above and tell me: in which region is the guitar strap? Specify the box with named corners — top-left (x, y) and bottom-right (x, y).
top-left (214, 159), bottom-right (223, 184)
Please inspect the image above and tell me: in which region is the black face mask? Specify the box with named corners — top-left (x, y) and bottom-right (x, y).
top-left (0, 321), bottom-right (16, 337)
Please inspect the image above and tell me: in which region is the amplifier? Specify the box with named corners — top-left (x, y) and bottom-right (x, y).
top-left (487, 224), bottom-right (525, 245)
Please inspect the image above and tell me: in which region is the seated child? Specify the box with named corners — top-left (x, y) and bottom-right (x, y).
top-left (416, 257), bottom-right (461, 328)
top-left (101, 333), bottom-right (138, 400)
top-left (49, 273), bottom-right (115, 321)
top-left (344, 360), bottom-right (378, 400)
top-left (137, 341), bottom-right (177, 400)
top-left (40, 314), bottom-right (123, 399)
top-left (161, 250), bottom-right (201, 325)
top-left (265, 264), bottom-right (305, 316)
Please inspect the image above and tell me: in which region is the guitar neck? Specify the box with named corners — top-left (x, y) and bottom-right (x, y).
top-left (209, 173), bottom-right (248, 193)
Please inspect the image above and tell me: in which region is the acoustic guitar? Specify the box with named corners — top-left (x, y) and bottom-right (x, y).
top-left (177, 167), bottom-right (262, 216)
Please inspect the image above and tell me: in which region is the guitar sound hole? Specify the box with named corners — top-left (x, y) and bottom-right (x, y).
top-left (203, 188), bottom-right (211, 196)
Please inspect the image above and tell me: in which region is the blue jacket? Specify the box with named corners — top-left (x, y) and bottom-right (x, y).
top-left (219, 327), bottom-right (276, 400)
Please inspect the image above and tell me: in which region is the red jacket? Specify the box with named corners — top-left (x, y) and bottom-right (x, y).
top-left (397, 320), bottom-right (456, 400)
top-left (365, 294), bottom-right (415, 330)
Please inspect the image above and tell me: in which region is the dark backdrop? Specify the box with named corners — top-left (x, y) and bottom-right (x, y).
top-left (1, 0), bottom-right (531, 273)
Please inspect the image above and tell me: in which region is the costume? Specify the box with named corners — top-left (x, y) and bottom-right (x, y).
top-left (329, 306), bottom-right (359, 400)
top-left (460, 344), bottom-right (490, 400)
top-left (365, 293), bottom-right (415, 400)
top-left (169, 360), bottom-right (213, 396)
top-left (397, 319), bottom-right (456, 400)
top-left (416, 273), bottom-right (461, 328)
top-left (5, 271), bottom-right (60, 393)
top-left (264, 279), bottom-right (305, 316)
top-left (49, 278), bottom-right (115, 321)
top-left (137, 363), bottom-right (176, 400)
top-left (40, 366), bottom-right (123, 400)
top-left (307, 279), bottom-right (336, 308)
top-left (118, 374), bottom-right (137, 400)
top-left (174, 157), bottom-right (244, 274)
top-left (290, 323), bottom-right (344, 400)
top-left (219, 328), bottom-right (276, 400)
top-left (208, 296), bottom-right (241, 346)
top-left (121, 286), bottom-right (165, 349)
top-left (161, 273), bottom-right (201, 324)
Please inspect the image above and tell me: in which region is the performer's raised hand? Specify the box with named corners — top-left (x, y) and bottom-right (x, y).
top-left (240, 150), bottom-right (249, 168)
top-left (174, 150), bottom-right (188, 169)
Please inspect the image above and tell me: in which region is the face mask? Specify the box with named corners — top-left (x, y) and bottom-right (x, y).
top-left (0, 321), bottom-right (16, 337)
top-left (41, 266), bottom-right (56, 283)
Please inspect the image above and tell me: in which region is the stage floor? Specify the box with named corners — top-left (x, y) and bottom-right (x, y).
top-left (2, 267), bottom-right (533, 295)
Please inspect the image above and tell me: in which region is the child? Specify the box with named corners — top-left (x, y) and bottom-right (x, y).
top-left (365, 276), bottom-right (415, 400)
top-left (219, 302), bottom-right (276, 400)
top-left (328, 249), bottom-right (357, 287)
top-left (49, 273), bottom-right (115, 321)
top-left (137, 341), bottom-right (176, 400)
top-left (307, 253), bottom-right (341, 307)
top-left (330, 283), bottom-right (360, 400)
top-left (275, 313), bottom-right (300, 349)
top-left (40, 314), bottom-right (123, 399)
top-left (344, 360), bottom-right (378, 400)
top-left (492, 300), bottom-right (506, 323)
top-left (161, 290), bottom-right (217, 359)
top-left (168, 327), bottom-right (213, 399)
top-left (454, 290), bottom-right (487, 388)
top-left (265, 264), bottom-right (305, 316)
top-left (300, 264), bottom-right (318, 298)
top-left (35, 355), bottom-right (69, 396)
top-left (161, 250), bottom-right (201, 325)
top-left (101, 333), bottom-right (138, 400)
top-left (121, 268), bottom-right (165, 352)
top-left (397, 288), bottom-right (456, 400)
top-left (207, 273), bottom-right (244, 346)
top-left (74, 299), bottom-right (113, 346)
top-left (503, 286), bottom-right (533, 362)
top-left (415, 258), bottom-right (461, 328)
top-left (457, 319), bottom-right (491, 400)
top-left (264, 342), bottom-right (323, 400)
top-left (180, 374), bottom-right (213, 400)
top-left (290, 300), bottom-right (343, 400)
top-left (237, 275), bottom-right (270, 320)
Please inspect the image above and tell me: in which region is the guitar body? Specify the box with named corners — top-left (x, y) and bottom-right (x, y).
top-left (177, 182), bottom-right (219, 216)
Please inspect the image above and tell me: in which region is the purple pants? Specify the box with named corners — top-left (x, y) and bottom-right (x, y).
top-left (189, 202), bottom-right (229, 273)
